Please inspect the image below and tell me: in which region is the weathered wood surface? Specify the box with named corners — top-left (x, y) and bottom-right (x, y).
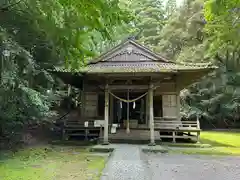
top-left (149, 83), bottom-right (155, 144)
top-left (154, 118), bottom-right (200, 130)
top-left (108, 129), bottom-right (198, 143)
top-left (109, 129), bottom-right (160, 141)
top-left (84, 92), bottom-right (98, 118)
top-left (103, 86), bottom-right (109, 144)
top-left (63, 119), bottom-right (107, 140)
top-left (162, 94), bottom-right (177, 118)
top-left (153, 117), bottom-right (200, 142)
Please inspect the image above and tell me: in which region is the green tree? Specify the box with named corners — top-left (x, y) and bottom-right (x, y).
top-left (155, 0), bottom-right (240, 128)
top-left (204, 0), bottom-right (240, 56)
top-left (157, 0), bottom-right (207, 61)
top-left (119, 0), bottom-right (166, 51)
top-left (165, 0), bottom-right (177, 18)
top-left (182, 53), bottom-right (240, 128)
top-left (0, 0), bottom-right (130, 140)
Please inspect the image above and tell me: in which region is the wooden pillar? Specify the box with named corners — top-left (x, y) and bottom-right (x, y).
top-left (140, 99), bottom-right (144, 123)
top-left (197, 115), bottom-right (200, 129)
top-left (80, 90), bottom-right (85, 119)
top-left (109, 95), bottom-right (114, 124)
top-left (176, 93), bottom-right (181, 121)
top-left (196, 115), bottom-right (200, 143)
top-left (103, 84), bottom-right (109, 145)
top-left (145, 93), bottom-right (149, 126)
top-left (149, 83), bottom-right (155, 146)
top-left (196, 131), bottom-right (200, 143)
top-left (67, 84), bottom-right (72, 110)
top-left (126, 89), bottom-right (130, 133)
top-left (172, 131), bottom-right (176, 143)
top-left (67, 84), bottom-right (71, 96)
top-left (175, 77), bottom-right (181, 122)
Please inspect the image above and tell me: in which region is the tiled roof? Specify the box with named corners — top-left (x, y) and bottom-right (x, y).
top-left (52, 62), bottom-right (215, 74)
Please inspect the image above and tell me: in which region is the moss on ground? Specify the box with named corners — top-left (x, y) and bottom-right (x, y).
top-left (0, 145), bottom-right (106, 180)
top-left (168, 131), bottom-right (240, 156)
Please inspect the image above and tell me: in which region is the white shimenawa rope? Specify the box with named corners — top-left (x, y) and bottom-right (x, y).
top-left (108, 91), bottom-right (149, 103)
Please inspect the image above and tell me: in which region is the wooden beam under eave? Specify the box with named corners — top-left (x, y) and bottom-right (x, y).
top-left (95, 72), bottom-right (176, 77)
top-left (98, 81), bottom-right (177, 90)
top-left (107, 85), bottom-right (149, 90)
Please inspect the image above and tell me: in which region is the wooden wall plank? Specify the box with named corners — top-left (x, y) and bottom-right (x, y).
top-left (162, 94), bottom-right (177, 118)
top-left (84, 92), bottom-right (98, 118)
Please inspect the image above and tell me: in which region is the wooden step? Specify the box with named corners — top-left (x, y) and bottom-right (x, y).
top-left (109, 129), bottom-right (160, 140)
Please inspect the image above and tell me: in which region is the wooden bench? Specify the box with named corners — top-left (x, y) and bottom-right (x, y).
top-left (154, 117), bottom-right (200, 142)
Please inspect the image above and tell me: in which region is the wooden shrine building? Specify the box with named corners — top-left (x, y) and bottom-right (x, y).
top-left (52, 39), bottom-right (215, 145)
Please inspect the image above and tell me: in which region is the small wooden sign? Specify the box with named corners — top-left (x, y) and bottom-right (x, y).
top-left (94, 120), bottom-right (105, 127)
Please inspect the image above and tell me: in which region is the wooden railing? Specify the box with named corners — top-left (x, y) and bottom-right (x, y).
top-left (62, 119), bottom-right (104, 140)
top-left (154, 117), bottom-right (200, 130)
top-left (154, 117), bottom-right (201, 142)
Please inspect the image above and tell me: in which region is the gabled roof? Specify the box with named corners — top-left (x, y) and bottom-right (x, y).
top-left (51, 39), bottom-right (216, 74)
top-left (88, 38), bottom-right (172, 65)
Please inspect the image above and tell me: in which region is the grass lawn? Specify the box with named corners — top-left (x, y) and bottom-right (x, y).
top-left (0, 146), bottom-right (107, 180)
top-left (169, 131), bottom-right (240, 156)
top-left (200, 131), bottom-right (240, 147)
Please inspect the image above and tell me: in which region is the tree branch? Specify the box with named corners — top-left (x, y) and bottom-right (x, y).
top-left (0, 0), bottom-right (23, 12)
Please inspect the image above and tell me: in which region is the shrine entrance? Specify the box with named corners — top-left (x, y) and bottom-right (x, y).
top-left (112, 91), bottom-right (146, 127)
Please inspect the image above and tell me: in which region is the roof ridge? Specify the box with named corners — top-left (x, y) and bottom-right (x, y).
top-left (88, 39), bottom-right (173, 65)
top-left (127, 40), bottom-right (172, 63)
top-left (88, 40), bottom-right (129, 65)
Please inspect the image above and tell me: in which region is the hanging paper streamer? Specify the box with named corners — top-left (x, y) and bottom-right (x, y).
top-left (133, 101), bottom-right (136, 109)
top-left (120, 101), bottom-right (122, 109)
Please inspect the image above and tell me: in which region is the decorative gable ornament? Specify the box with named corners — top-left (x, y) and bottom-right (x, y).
top-left (126, 46), bottom-right (133, 54)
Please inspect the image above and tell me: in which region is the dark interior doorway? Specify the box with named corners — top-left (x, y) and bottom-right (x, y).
top-left (153, 95), bottom-right (163, 117)
top-left (112, 92), bottom-right (146, 125)
top-left (97, 93), bottom-right (105, 118)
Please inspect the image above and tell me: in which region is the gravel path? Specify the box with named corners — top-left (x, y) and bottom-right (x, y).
top-left (101, 144), bottom-right (150, 180)
top-left (145, 153), bottom-right (240, 180)
top-left (101, 144), bottom-right (240, 180)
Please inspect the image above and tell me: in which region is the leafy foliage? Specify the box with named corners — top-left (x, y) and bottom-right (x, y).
top-left (115, 0), bottom-right (167, 51)
top-left (204, 0), bottom-right (240, 55)
top-left (0, 0), bottom-right (130, 139)
top-left (157, 0), bottom-right (207, 61)
top-left (176, 0), bottom-right (240, 127)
